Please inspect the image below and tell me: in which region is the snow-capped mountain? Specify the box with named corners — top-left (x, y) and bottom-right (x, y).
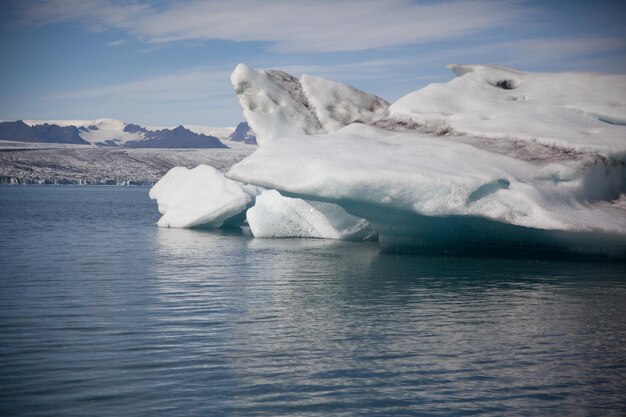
top-left (0, 119), bottom-right (256, 148)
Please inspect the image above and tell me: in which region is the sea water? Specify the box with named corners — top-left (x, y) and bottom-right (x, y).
top-left (1, 185), bottom-right (625, 416)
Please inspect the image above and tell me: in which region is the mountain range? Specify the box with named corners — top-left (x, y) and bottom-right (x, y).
top-left (0, 119), bottom-right (257, 148)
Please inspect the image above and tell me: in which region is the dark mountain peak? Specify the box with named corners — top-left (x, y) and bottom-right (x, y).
top-left (31, 124), bottom-right (89, 145)
top-left (170, 125), bottom-right (190, 133)
top-left (0, 120), bottom-right (89, 145)
top-left (228, 121), bottom-right (257, 145)
top-left (123, 123), bottom-right (147, 133)
top-left (126, 125), bottom-right (228, 149)
top-left (0, 120), bottom-right (37, 142)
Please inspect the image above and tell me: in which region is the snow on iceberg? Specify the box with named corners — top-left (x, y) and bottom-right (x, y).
top-left (231, 63), bottom-right (389, 144)
top-left (228, 124), bottom-right (626, 256)
top-left (149, 165), bottom-right (251, 228)
top-left (300, 74), bottom-right (389, 132)
top-left (231, 64), bottom-right (323, 145)
top-left (390, 64), bottom-right (626, 154)
top-left (227, 64), bottom-right (626, 258)
top-left (247, 190), bottom-right (374, 240)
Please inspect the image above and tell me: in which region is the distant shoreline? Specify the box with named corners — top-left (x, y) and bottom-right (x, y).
top-left (0, 143), bottom-right (254, 186)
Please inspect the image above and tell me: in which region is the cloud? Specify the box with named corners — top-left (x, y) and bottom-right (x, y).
top-left (42, 66), bottom-right (240, 125)
top-left (412, 36), bottom-right (626, 70)
top-left (106, 39), bottom-right (126, 47)
top-left (16, 0), bottom-right (151, 30)
top-left (47, 67), bottom-right (234, 101)
top-left (504, 37), bottom-right (626, 64)
top-left (45, 59), bottom-right (408, 103)
top-left (17, 0), bottom-right (534, 53)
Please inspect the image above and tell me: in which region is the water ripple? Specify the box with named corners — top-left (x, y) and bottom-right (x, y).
top-left (1, 186), bottom-right (625, 416)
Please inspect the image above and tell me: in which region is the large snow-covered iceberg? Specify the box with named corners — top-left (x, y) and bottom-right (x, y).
top-left (148, 63), bottom-right (625, 257)
top-left (228, 124), bottom-right (625, 255)
top-left (225, 64), bottom-right (626, 257)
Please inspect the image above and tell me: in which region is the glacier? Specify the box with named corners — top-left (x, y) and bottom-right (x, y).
top-left (152, 63), bottom-right (626, 258)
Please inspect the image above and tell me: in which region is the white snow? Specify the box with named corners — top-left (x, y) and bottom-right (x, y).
top-left (149, 164), bottom-right (250, 228)
top-left (247, 190), bottom-right (374, 240)
top-left (231, 64), bottom-right (324, 145)
top-left (300, 74), bottom-right (389, 132)
top-left (390, 64), bottom-right (626, 154)
top-left (23, 119), bottom-right (96, 127)
top-left (228, 123), bottom-right (624, 232)
top-left (227, 123), bottom-right (625, 255)
top-left (183, 125), bottom-right (234, 139)
top-left (82, 119), bottom-right (145, 146)
top-left (230, 64), bottom-right (389, 144)
top-left (24, 119), bottom-right (145, 146)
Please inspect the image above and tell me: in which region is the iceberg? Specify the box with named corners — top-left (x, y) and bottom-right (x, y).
top-left (231, 64), bottom-right (324, 145)
top-left (230, 64), bottom-right (389, 144)
top-left (149, 164), bottom-right (251, 228)
top-left (225, 64), bottom-right (626, 258)
top-left (148, 63), bottom-right (625, 257)
top-left (390, 64), bottom-right (626, 154)
top-left (227, 124), bottom-right (625, 256)
top-left (300, 74), bottom-right (390, 132)
top-left (247, 190), bottom-right (374, 240)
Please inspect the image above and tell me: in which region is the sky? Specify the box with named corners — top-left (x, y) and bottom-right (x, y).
top-left (0, 0), bottom-right (625, 127)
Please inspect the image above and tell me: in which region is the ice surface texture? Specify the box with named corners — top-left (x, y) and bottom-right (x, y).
top-left (248, 190), bottom-right (374, 240)
top-left (391, 64), bottom-right (626, 154)
top-left (226, 64), bottom-right (626, 257)
top-left (231, 64), bottom-right (389, 144)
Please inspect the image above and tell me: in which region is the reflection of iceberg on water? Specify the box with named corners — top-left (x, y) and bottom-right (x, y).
top-left (150, 63), bottom-right (626, 258)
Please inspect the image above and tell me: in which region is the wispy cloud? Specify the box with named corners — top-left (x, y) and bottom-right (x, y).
top-left (42, 66), bottom-right (240, 125)
top-left (46, 59), bottom-right (409, 102)
top-left (106, 39), bottom-right (126, 47)
top-left (17, 0), bottom-right (534, 53)
top-left (412, 36), bottom-right (626, 70)
top-left (47, 67), bottom-right (233, 101)
top-left (40, 58), bottom-right (445, 124)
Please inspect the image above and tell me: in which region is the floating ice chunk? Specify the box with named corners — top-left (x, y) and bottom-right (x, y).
top-left (300, 74), bottom-right (389, 132)
top-left (246, 190), bottom-right (374, 240)
top-left (149, 164), bottom-right (250, 228)
top-left (390, 64), bottom-right (626, 154)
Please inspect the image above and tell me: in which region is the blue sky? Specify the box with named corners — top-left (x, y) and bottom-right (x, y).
top-left (1, 0), bottom-right (624, 127)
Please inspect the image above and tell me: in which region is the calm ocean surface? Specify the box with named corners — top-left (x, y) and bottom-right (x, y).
top-left (1, 185), bottom-right (625, 417)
